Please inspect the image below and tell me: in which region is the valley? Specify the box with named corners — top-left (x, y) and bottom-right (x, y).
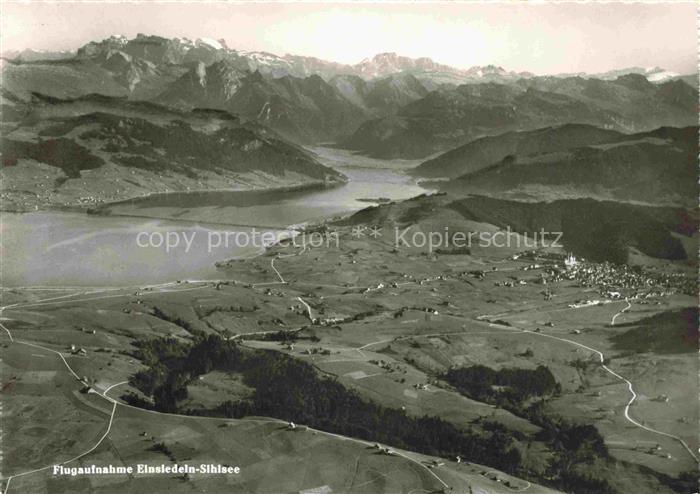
top-left (1, 220), bottom-right (696, 493)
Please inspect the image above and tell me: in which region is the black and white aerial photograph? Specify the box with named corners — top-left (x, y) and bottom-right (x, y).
top-left (0, 1), bottom-right (698, 493)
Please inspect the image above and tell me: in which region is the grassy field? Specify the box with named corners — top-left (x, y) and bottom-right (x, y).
top-left (2, 224), bottom-right (696, 493)
top-left (2, 340), bottom-right (558, 494)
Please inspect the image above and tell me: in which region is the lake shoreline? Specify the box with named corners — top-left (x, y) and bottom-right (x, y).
top-left (0, 175), bottom-right (346, 214)
top-left (1, 147), bottom-right (430, 287)
top-left (92, 179), bottom-right (343, 210)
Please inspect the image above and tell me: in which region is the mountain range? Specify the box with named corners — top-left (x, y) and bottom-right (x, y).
top-left (1, 33), bottom-right (696, 210)
top-left (2, 35), bottom-right (696, 155)
top-left (343, 76), bottom-right (697, 159)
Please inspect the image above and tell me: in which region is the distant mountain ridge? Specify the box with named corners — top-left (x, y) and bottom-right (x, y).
top-left (342, 77), bottom-right (697, 158)
top-left (1, 36), bottom-right (441, 143)
top-left (3, 34), bottom-right (693, 85)
top-left (155, 61), bottom-right (373, 143)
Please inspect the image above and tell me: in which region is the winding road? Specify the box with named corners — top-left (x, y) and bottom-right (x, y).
top-left (0, 311), bottom-right (450, 493)
top-left (514, 324), bottom-right (698, 462)
top-left (610, 298), bottom-right (632, 326)
top-left (0, 250), bottom-right (452, 493)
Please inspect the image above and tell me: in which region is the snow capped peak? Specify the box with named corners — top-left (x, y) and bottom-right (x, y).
top-left (647, 70), bottom-right (679, 83)
top-left (197, 37), bottom-right (224, 50)
top-left (108, 35), bottom-right (128, 44)
top-left (175, 37), bottom-right (195, 49)
top-left (642, 66), bottom-right (676, 79)
top-left (373, 52), bottom-right (399, 60)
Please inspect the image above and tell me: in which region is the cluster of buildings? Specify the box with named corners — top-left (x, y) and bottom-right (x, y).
top-left (561, 261), bottom-right (695, 297)
top-left (509, 250), bottom-right (694, 298)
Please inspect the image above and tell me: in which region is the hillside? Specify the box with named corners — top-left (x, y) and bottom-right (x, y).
top-left (335, 193), bottom-right (695, 264)
top-left (411, 124), bottom-right (626, 178)
top-left (448, 196), bottom-right (694, 264)
top-left (0, 93), bottom-right (343, 211)
top-left (442, 126), bottom-right (697, 206)
top-left (611, 308), bottom-right (698, 355)
top-left (1, 58), bottom-right (135, 100)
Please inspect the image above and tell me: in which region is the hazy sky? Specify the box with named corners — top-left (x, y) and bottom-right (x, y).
top-left (2, 1), bottom-right (697, 74)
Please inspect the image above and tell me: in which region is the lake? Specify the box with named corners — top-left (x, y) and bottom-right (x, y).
top-left (96, 146), bottom-right (428, 227)
top-left (1, 147), bottom-right (429, 287)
